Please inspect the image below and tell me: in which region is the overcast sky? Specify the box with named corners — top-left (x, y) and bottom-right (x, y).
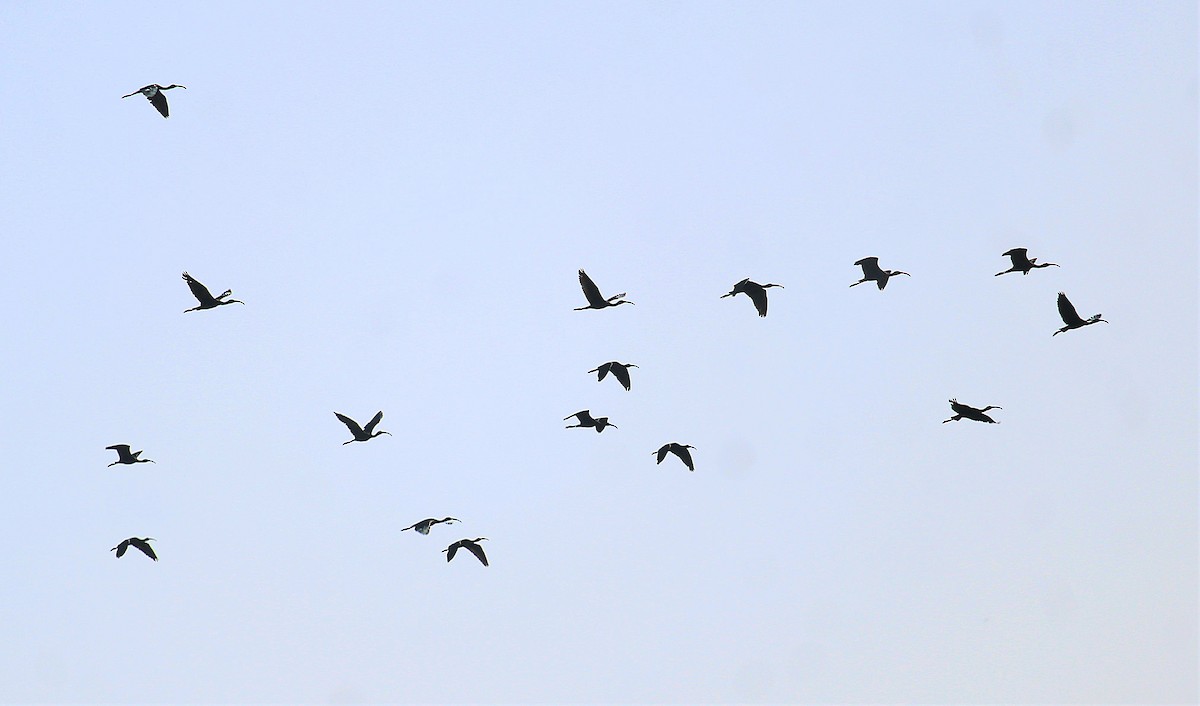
top-left (0, 2), bottom-right (1195, 704)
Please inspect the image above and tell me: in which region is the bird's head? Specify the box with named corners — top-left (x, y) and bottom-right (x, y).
top-left (1088, 315), bottom-right (1107, 324)
top-left (443, 517), bottom-right (459, 523)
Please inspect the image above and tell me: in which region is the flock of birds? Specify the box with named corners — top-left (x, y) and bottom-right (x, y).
top-left (108, 84), bottom-right (1109, 567)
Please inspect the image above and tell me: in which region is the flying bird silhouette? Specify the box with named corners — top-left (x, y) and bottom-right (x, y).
top-left (942, 399), bottom-right (1002, 424)
top-left (575, 269), bottom-right (633, 310)
top-left (588, 361), bottom-right (638, 391)
top-left (443, 538), bottom-right (489, 566)
top-left (721, 278), bottom-right (783, 317)
top-left (1053, 292), bottom-right (1107, 336)
top-left (564, 410), bottom-right (616, 432)
top-left (995, 248), bottom-right (1059, 276)
top-left (111, 537), bottom-right (157, 561)
top-left (402, 517), bottom-right (460, 535)
top-left (335, 411), bottom-right (391, 444)
top-left (850, 257), bottom-right (910, 290)
top-left (182, 272), bottom-right (244, 312)
top-left (106, 444), bottom-right (155, 467)
top-left (653, 443), bottom-right (696, 471)
top-left (121, 84), bottom-right (186, 118)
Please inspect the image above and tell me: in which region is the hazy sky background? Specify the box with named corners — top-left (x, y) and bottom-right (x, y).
top-left (0, 2), bottom-right (1195, 703)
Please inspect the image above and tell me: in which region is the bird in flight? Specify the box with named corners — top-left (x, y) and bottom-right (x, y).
top-left (575, 269), bottom-right (633, 310)
top-left (721, 278), bottom-right (783, 317)
top-left (1053, 292), bottom-right (1107, 336)
top-left (942, 399), bottom-right (1002, 424)
top-left (444, 538), bottom-right (489, 566)
top-left (335, 411), bottom-right (391, 444)
top-left (106, 444), bottom-right (155, 467)
top-left (588, 361), bottom-right (638, 391)
top-left (995, 248), bottom-right (1059, 276)
top-left (121, 84), bottom-right (186, 118)
top-left (850, 257), bottom-right (910, 290)
top-left (402, 517), bottom-right (460, 535)
top-left (653, 443), bottom-right (696, 471)
top-left (564, 410), bottom-right (616, 433)
top-left (111, 537), bottom-right (157, 561)
top-left (182, 272), bottom-right (244, 312)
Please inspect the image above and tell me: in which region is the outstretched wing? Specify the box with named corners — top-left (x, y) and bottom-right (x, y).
top-left (564, 410), bottom-right (590, 423)
top-left (655, 445), bottom-right (669, 464)
top-left (1056, 292), bottom-right (1083, 326)
top-left (855, 257), bottom-right (883, 278)
top-left (334, 412), bottom-right (365, 436)
top-left (465, 542), bottom-right (489, 566)
top-left (445, 542), bottom-right (460, 562)
top-left (147, 90), bottom-right (169, 118)
top-left (593, 362), bottom-right (612, 382)
top-left (674, 445), bottom-right (695, 471)
top-left (130, 538), bottom-right (158, 561)
top-left (363, 411), bottom-right (385, 434)
top-left (610, 363), bottom-right (632, 390)
top-left (578, 269), bottom-right (606, 307)
top-left (106, 444), bottom-right (132, 454)
top-left (1003, 247), bottom-right (1029, 265)
top-left (745, 284), bottom-right (769, 317)
top-left (113, 540), bottom-right (129, 558)
top-left (182, 272), bottom-right (218, 305)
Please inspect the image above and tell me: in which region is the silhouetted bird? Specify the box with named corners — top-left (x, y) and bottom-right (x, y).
top-left (1053, 292), bottom-right (1107, 336)
top-left (443, 538), bottom-right (488, 566)
top-left (996, 248), bottom-right (1059, 276)
top-left (721, 278), bottom-right (784, 317)
top-left (564, 410), bottom-right (616, 432)
top-left (575, 269), bottom-right (633, 310)
top-left (402, 517), bottom-right (460, 535)
top-left (653, 443), bottom-right (695, 471)
top-left (111, 537), bottom-right (157, 561)
top-left (588, 361), bottom-right (638, 391)
top-left (121, 84), bottom-right (186, 118)
top-left (850, 257), bottom-right (910, 290)
top-left (106, 444), bottom-right (155, 467)
top-left (335, 411), bottom-right (391, 444)
top-left (182, 272), bottom-right (244, 312)
top-left (942, 399), bottom-right (1002, 424)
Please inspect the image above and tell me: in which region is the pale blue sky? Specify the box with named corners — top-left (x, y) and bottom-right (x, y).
top-left (0, 2), bottom-right (1195, 703)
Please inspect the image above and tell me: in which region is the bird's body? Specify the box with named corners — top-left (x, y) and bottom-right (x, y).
top-left (106, 444), bottom-right (155, 467)
top-left (402, 517), bottom-right (460, 535)
top-left (182, 272), bottom-right (244, 312)
top-left (996, 248), bottom-right (1059, 276)
top-left (588, 361), bottom-right (638, 391)
top-left (111, 537), bottom-right (157, 561)
top-left (653, 443), bottom-right (696, 471)
top-left (443, 538), bottom-right (489, 566)
top-left (1053, 292), bottom-right (1107, 336)
top-left (564, 410), bottom-right (616, 432)
top-left (575, 269), bottom-right (633, 310)
top-left (121, 84), bottom-right (186, 118)
top-left (942, 399), bottom-right (1002, 424)
top-left (335, 411), bottom-right (391, 444)
top-left (850, 257), bottom-right (910, 290)
top-left (721, 278), bottom-right (783, 317)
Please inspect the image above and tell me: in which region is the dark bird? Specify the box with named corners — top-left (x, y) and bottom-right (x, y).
top-left (402, 517), bottom-right (460, 535)
top-left (111, 537), bottom-right (157, 561)
top-left (182, 272), bottom-right (244, 312)
top-left (1053, 292), bottom-right (1107, 336)
top-left (653, 443), bottom-right (696, 471)
top-left (942, 399), bottom-right (1002, 424)
top-left (335, 411), bottom-right (391, 444)
top-left (106, 444), bottom-right (155, 467)
top-left (575, 269), bottom-right (633, 310)
top-left (850, 257), bottom-right (910, 290)
top-left (995, 247), bottom-right (1060, 276)
top-left (443, 538), bottom-right (489, 566)
top-left (564, 410), bottom-right (616, 433)
top-left (588, 361), bottom-right (638, 391)
top-left (721, 278), bottom-right (784, 317)
top-left (121, 84), bottom-right (186, 118)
